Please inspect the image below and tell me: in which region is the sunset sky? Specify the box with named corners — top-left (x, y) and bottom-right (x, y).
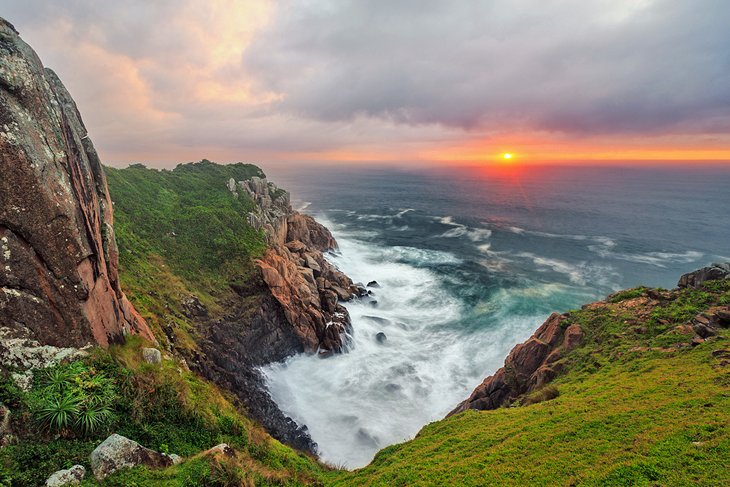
top-left (3, 0), bottom-right (730, 167)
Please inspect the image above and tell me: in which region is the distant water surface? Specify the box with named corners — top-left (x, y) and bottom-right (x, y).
top-left (260, 163), bottom-right (730, 468)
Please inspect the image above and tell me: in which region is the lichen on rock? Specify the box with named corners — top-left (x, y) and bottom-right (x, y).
top-left (0, 17), bottom-right (154, 364)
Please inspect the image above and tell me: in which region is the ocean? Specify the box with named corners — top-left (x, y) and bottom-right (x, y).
top-left (259, 163), bottom-right (730, 468)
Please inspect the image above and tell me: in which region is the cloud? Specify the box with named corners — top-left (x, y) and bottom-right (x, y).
top-left (243, 0), bottom-right (730, 135)
top-left (1, 0), bottom-right (729, 165)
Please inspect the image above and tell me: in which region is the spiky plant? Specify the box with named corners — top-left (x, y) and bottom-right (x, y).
top-left (75, 404), bottom-right (113, 435)
top-left (36, 393), bottom-right (80, 432)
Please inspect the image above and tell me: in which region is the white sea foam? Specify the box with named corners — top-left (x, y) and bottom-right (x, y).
top-left (514, 252), bottom-right (620, 290)
top-left (504, 225), bottom-right (617, 249)
top-left (588, 247), bottom-right (704, 267)
top-left (437, 216), bottom-right (492, 242)
top-left (296, 201), bottom-right (312, 212)
top-left (261, 218), bottom-right (548, 469)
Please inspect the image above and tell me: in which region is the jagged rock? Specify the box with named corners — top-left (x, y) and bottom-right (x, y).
top-left (181, 295), bottom-right (208, 318)
top-left (450, 313), bottom-right (581, 415)
top-left (367, 280), bottom-right (381, 288)
top-left (167, 453), bottom-right (183, 465)
top-left (562, 324), bottom-right (584, 351)
top-left (256, 214), bottom-right (356, 354)
top-left (0, 18), bottom-right (153, 352)
top-left (693, 323), bottom-right (715, 338)
top-left (90, 434), bottom-right (172, 480)
top-left (678, 263), bottom-right (730, 288)
top-left (695, 314), bottom-right (710, 326)
top-left (142, 347), bottom-right (162, 364)
top-left (285, 240), bottom-right (307, 253)
top-left (45, 465), bottom-right (85, 486)
top-left (716, 309), bottom-right (730, 327)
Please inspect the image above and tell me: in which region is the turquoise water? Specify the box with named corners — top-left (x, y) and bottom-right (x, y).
top-left (261, 164), bottom-right (730, 467)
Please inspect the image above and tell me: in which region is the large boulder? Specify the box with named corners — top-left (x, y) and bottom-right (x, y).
top-left (90, 434), bottom-right (172, 480)
top-left (45, 465), bottom-right (85, 486)
top-left (142, 347), bottom-right (162, 364)
top-left (678, 263), bottom-right (730, 288)
top-left (0, 18), bottom-right (154, 353)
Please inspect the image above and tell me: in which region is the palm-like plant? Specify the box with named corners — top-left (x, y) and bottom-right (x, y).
top-left (36, 393), bottom-right (81, 431)
top-left (75, 405), bottom-right (113, 435)
top-left (41, 367), bottom-right (73, 394)
top-left (31, 362), bottom-right (118, 436)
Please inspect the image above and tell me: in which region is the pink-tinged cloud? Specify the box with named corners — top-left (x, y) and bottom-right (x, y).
top-left (1, 0), bottom-right (729, 166)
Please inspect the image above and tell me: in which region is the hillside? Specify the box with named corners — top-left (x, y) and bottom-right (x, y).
top-left (104, 161), bottom-right (267, 352)
top-left (328, 277), bottom-right (730, 486)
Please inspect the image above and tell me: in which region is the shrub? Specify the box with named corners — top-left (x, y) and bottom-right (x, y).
top-left (608, 287), bottom-right (647, 303)
top-left (28, 361), bottom-right (116, 436)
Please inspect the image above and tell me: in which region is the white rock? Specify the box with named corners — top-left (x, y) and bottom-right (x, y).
top-left (45, 465), bottom-right (85, 486)
top-left (90, 433), bottom-right (171, 479)
top-left (142, 347), bottom-right (162, 364)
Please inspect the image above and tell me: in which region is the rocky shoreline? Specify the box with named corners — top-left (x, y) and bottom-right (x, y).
top-left (451, 262), bottom-right (730, 415)
top-left (187, 177), bottom-right (366, 452)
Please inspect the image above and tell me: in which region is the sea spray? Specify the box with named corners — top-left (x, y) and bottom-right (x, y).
top-left (262, 217), bottom-right (574, 468)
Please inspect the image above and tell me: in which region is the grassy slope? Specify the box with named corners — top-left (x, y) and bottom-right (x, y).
top-left (329, 281), bottom-right (730, 486)
top-left (105, 160), bottom-right (267, 348)
top-left (0, 337), bottom-right (325, 486)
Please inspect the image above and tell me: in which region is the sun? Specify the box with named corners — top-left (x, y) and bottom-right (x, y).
top-left (502, 153), bottom-right (513, 160)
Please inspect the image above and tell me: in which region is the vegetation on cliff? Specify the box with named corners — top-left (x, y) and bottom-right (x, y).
top-left (0, 338), bottom-right (324, 486)
top-left (105, 161), bottom-right (267, 347)
top-left (328, 279), bottom-right (730, 486)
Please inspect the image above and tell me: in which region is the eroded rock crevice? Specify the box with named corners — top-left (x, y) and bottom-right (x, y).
top-left (0, 19), bottom-right (153, 360)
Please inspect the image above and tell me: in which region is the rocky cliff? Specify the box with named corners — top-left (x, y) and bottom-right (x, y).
top-left (0, 18), bottom-right (153, 371)
top-left (451, 262), bottom-right (730, 415)
top-left (190, 176), bottom-right (363, 451)
top-left (450, 312), bottom-right (584, 414)
top-left (235, 176), bottom-right (362, 355)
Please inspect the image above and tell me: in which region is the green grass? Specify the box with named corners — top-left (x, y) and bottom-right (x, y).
top-left (328, 280), bottom-right (730, 486)
top-left (105, 160), bottom-right (268, 347)
top-left (0, 337), bottom-right (325, 486)
top-left (608, 287), bottom-right (648, 303)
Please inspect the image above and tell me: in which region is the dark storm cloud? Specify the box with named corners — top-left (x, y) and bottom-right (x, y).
top-left (243, 0), bottom-right (730, 134)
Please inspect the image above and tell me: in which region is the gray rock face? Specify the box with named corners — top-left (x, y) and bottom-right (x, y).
top-left (142, 347), bottom-right (162, 364)
top-left (678, 263), bottom-right (730, 288)
top-left (236, 177), bottom-right (291, 246)
top-left (90, 433), bottom-right (172, 480)
top-left (45, 465), bottom-right (85, 486)
top-left (0, 17), bottom-right (154, 360)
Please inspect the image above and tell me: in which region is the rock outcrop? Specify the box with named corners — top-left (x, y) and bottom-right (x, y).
top-left (45, 465), bottom-right (85, 486)
top-left (90, 434), bottom-right (173, 480)
top-left (235, 176), bottom-right (361, 355)
top-left (188, 177), bottom-right (365, 453)
top-left (678, 262), bottom-right (730, 289)
top-left (450, 313), bottom-right (584, 415)
top-left (0, 19), bottom-right (153, 365)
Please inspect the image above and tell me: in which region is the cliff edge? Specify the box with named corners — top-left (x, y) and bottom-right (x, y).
top-left (451, 262), bottom-right (730, 415)
top-left (0, 18), bottom-right (153, 370)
